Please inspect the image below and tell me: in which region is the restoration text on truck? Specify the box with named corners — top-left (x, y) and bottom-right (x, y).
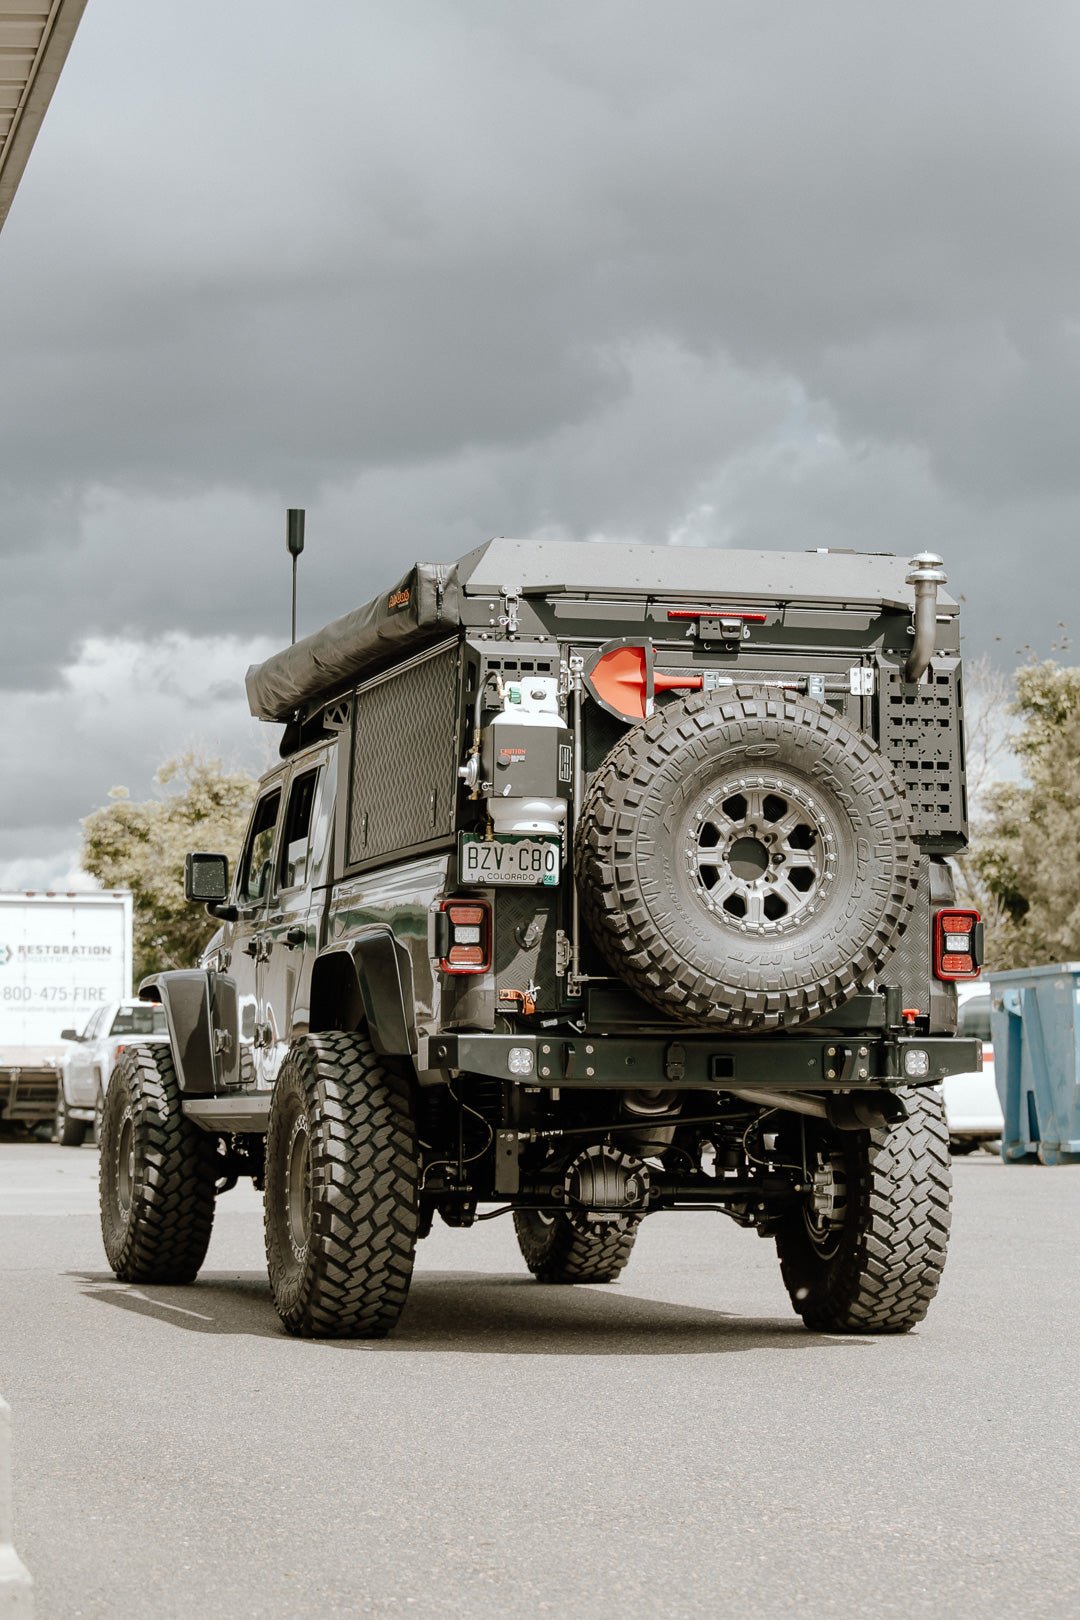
top-left (98, 541), bottom-right (981, 1337)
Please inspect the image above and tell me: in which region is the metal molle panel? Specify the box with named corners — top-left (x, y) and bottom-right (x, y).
top-left (880, 658), bottom-right (968, 848)
top-left (348, 643), bottom-right (460, 864)
top-left (480, 652), bottom-right (558, 678)
top-left (494, 890), bottom-right (560, 1014)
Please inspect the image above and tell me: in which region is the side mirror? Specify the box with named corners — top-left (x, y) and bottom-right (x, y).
top-left (60, 1028), bottom-right (78, 1042)
top-left (185, 852), bottom-right (230, 903)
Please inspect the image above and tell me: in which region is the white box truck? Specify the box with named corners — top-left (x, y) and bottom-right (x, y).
top-left (0, 891), bottom-right (133, 1131)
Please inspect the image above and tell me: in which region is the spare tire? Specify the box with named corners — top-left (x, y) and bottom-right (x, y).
top-left (576, 687), bottom-right (919, 1031)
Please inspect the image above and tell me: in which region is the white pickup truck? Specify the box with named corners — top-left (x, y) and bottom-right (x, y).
top-left (55, 999), bottom-right (168, 1145)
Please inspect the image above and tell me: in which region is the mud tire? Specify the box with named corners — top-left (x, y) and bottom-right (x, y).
top-left (264, 1031), bottom-right (418, 1339)
top-left (513, 1210), bottom-right (638, 1284)
top-left (775, 1086), bottom-right (952, 1333)
top-left (99, 1043), bottom-right (217, 1283)
top-left (577, 688), bottom-right (919, 1030)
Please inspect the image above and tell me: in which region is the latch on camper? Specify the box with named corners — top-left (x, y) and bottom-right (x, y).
top-left (498, 583), bottom-right (522, 636)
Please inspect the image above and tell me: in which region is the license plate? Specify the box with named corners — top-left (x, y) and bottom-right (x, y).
top-left (459, 834), bottom-right (560, 887)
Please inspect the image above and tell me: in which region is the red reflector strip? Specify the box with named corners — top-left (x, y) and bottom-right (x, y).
top-left (448, 945), bottom-right (485, 966)
top-left (666, 609), bottom-right (768, 623)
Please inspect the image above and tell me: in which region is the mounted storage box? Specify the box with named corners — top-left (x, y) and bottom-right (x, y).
top-left (990, 964), bottom-right (1080, 1164)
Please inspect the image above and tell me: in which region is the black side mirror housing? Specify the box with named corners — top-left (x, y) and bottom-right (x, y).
top-left (185, 852), bottom-right (230, 905)
top-left (60, 1028), bottom-right (78, 1042)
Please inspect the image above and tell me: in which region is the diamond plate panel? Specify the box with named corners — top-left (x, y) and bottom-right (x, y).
top-left (348, 643), bottom-right (460, 864)
top-left (494, 890), bottom-right (561, 1015)
top-left (877, 855), bottom-right (930, 1011)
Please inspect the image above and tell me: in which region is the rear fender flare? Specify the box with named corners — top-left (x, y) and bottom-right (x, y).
top-left (138, 970), bottom-right (240, 1097)
top-left (309, 929), bottom-right (417, 1057)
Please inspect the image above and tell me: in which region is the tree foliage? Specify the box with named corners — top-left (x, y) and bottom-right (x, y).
top-left (971, 662), bottom-right (1080, 969)
top-left (82, 754), bottom-right (257, 982)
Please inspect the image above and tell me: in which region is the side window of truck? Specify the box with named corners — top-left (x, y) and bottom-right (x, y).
top-left (240, 788), bottom-right (283, 902)
top-left (278, 769), bottom-right (320, 892)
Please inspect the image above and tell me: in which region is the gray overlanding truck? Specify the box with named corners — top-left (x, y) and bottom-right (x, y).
top-left (98, 540), bottom-right (982, 1337)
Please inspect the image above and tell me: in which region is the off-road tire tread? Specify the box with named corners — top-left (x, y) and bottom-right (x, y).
top-left (776, 1086), bottom-right (952, 1333)
top-left (264, 1031), bottom-right (418, 1339)
top-left (513, 1209), bottom-right (638, 1283)
top-left (576, 688), bottom-right (919, 1030)
top-left (99, 1043), bottom-right (217, 1284)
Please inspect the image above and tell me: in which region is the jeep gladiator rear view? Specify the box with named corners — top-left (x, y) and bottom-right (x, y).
top-left (98, 540), bottom-right (982, 1337)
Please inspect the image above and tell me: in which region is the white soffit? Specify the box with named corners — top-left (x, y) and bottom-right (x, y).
top-left (0, 0), bottom-right (89, 234)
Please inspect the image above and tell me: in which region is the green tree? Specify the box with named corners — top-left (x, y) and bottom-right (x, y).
top-left (82, 753), bottom-right (257, 982)
top-left (972, 662), bottom-right (1080, 969)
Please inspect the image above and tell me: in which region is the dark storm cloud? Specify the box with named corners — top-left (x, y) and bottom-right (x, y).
top-left (2, 1), bottom-right (1079, 879)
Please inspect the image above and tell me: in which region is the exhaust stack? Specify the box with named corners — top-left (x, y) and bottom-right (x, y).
top-left (905, 552), bottom-right (947, 684)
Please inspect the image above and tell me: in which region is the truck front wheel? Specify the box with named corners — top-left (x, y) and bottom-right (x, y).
top-left (99, 1044), bottom-right (217, 1283)
top-left (264, 1032), bottom-right (419, 1338)
top-left (774, 1087), bottom-right (952, 1333)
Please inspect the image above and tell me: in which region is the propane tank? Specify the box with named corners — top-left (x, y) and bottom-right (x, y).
top-left (480, 675), bottom-right (571, 837)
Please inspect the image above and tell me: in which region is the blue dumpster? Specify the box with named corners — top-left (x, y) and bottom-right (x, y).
top-left (989, 964), bottom-right (1080, 1164)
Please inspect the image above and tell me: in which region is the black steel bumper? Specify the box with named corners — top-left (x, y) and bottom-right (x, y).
top-left (419, 1033), bottom-right (981, 1091)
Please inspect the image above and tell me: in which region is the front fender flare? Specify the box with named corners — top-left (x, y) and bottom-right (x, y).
top-left (138, 969), bottom-right (240, 1097)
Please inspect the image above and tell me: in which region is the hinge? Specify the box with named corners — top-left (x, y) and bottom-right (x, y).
top-left (808, 674), bottom-right (826, 701)
top-left (849, 665), bottom-right (875, 695)
top-left (555, 929), bottom-right (571, 977)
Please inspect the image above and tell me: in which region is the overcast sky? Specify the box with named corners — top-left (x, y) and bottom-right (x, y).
top-left (2, 0), bottom-right (1077, 888)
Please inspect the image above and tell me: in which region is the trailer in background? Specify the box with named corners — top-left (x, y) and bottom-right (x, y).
top-left (0, 891), bottom-right (133, 1131)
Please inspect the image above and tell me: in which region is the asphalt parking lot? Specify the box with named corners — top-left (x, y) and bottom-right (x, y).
top-left (2, 1139), bottom-right (1079, 1619)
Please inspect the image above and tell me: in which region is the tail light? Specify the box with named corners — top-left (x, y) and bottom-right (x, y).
top-left (437, 899), bottom-right (492, 975)
top-left (933, 908), bottom-right (983, 981)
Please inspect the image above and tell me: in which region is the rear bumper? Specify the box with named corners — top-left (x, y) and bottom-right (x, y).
top-left (419, 1033), bottom-right (982, 1090)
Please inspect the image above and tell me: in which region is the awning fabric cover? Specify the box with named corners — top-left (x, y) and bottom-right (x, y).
top-left (245, 562), bottom-right (460, 722)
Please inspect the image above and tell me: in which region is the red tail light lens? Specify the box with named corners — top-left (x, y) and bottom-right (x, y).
top-left (438, 900), bottom-right (492, 974)
top-left (933, 908), bottom-right (983, 981)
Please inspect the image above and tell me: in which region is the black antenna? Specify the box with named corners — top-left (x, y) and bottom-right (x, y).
top-left (286, 509), bottom-right (305, 644)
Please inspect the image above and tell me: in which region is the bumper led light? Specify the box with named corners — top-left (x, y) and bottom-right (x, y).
top-left (903, 1048), bottom-right (931, 1078)
top-left (508, 1046), bottom-right (535, 1077)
